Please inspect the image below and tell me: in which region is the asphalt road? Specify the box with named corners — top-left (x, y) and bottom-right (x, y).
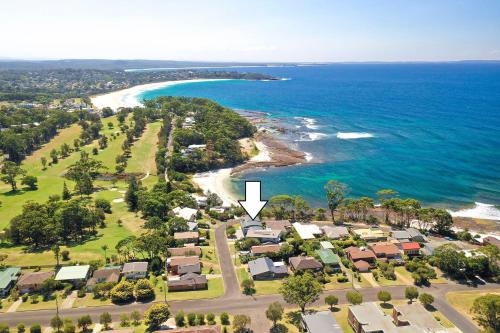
top-left (0, 222), bottom-right (494, 333)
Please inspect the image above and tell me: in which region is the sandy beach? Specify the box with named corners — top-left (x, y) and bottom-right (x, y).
top-left (91, 79), bottom-right (232, 111)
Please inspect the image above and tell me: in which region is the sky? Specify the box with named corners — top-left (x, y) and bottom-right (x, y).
top-left (1, 0), bottom-right (500, 62)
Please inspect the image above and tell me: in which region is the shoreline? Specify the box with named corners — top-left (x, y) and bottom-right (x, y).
top-left (90, 79), bottom-right (233, 111)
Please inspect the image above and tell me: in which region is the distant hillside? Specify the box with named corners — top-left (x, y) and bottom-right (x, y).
top-left (0, 59), bottom-right (295, 71)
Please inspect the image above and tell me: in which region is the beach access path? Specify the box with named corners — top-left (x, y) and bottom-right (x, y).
top-left (0, 220), bottom-right (494, 333)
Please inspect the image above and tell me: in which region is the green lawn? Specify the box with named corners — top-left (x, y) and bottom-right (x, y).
top-left (125, 122), bottom-right (161, 175)
top-left (72, 294), bottom-right (112, 308)
top-left (165, 278), bottom-right (224, 301)
top-left (236, 267), bottom-right (283, 295)
top-left (16, 293), bottom-right (64, 312)
top-left (446, 289), bottom-right (500, 327)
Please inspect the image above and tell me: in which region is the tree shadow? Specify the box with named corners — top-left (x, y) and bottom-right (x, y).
top-left (270, 323), bottom-right (288, 333)
top-left (285, 311), bottom-right (302, 329)
top-left (1, 189), bottom-right (26, 197)
top-left (380, 303), bottom-right (394, 309)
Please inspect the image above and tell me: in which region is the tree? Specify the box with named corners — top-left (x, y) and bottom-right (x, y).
top-left (17, 323), bottom-right (25, 333)
top-left (432, 209), bottom-right (453, 235)
top-left (134, 279), bottom-right (155, 301)
top-left (241, 278), bottom-right (255, 295)
top-left (110, 280), bottom-right (135, 303)
top-left (66, 151), bottom-right (105, 195)
top-left (21, 175), bottom-right (38, 190)
top-left (99, 312), bottom-right (112, 330)
top-left (206, 313), bottom-right (216, 325)
top-left (40, 157), bottom-right (47, 170)
top-left (232, 314), bottom-right (251, 333)
top-left (50, 149), bottom-right (58, 164)
top-left (325, 295), bottom-right (339, 310)
top-left (324, 180), bottom-right (348, 223)
top-left (125, 176), bottom-right (140, 211)
top-left (130, 311), bottom-right (141, 326)
top-left (62, 182), bottom-right (71, 200)
top-left (220, 312), bottom-right (230, 325)
top-left (377, 290), bottom-right (392, 304)
top-left (405, 287), bottom-right (419, 303)
top-left (346, 291), bottom-right (363, 305)
top-left (95, 198), bottom-right (112, 213)
top-left (77, 315), bottom-right (92, 332)
top-left (1, 161), bottom-right (26, 191)
top-left (187, 313), bottom-right (196, 326)
top-left (101, 244), bottom-right (108, 262)
top-left (419, 293), bottom-right (434, 307)
top-left (144, 303), bottom-right (170, 329)
top-left (29, 325), bottom-right (41, 333)
top-left (52, 244), bottom-right (61, 266)
top-left (50, 316), bottom-right (63, 333)
top-left (175, 311), bottom-right (185, 327)
top-left (377, 189), bottom-right (398, 223)
top-left (266, 302), bottom-right (284, 327)
top-left (471, 294), bottom-right (500, 332)
top-left (279, 273), bottom-right (322, 312)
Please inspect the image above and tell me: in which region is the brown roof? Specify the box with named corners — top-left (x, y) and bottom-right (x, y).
top-left (289, 256), bottom-right (323, 270)
top-left (17, 271), bottom-right (54, 288)
top-left (484, 236), bottom-right (500, 247)
top-left (169, 256), bottom-right (200, 267)
top-left (369, 243), bottom-right (400, 256)
top-left (251, 244), bottom-right (281, 255)
top-left (86, 268), bottom-right (120, 286)
top-left (345, 247), bottom-right (377, 261)
top-left (167, 273), bottom-right (207, 287)
top-left (154, 326), bottom-right (221, 333)
top-left (353, 260), bottom-right (370, 271)
top-left (265, 220), bottom-right (291, 231)
top-left (174, 232), bottom-right (199, 240)
top-left (168, 247), bottom-right (202, 257)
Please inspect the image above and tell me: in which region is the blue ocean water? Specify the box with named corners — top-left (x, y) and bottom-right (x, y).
top-left (140, 64), bottom-right (500, 214)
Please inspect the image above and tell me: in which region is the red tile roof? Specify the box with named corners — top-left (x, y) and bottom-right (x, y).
top-left (402, 242), bottom-right (420, 250)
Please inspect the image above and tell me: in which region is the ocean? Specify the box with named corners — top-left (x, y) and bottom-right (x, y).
top-left (140, 64), bottom-right (500, 219)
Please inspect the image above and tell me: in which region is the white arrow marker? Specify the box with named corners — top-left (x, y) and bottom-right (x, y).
top-left (238, 181), bottom-right (268, 220)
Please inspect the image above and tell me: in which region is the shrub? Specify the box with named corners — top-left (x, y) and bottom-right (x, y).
top-left (61, 250), bottom-right (70, 261)
top-left (187, 313), bottom-right (196, 326)
top-left (29, 325), bottom-right (41, 333)
top-left (206, 313), bottom-right (216, 325)
top-left (220, 312), bottom-right (230, 325)
top-left (110, 280), bottom-right (135, 303)
top-left (134, 279), bottom-right (154, 301)
top-left (175, 311), bottom-right (185, 327)
top-left (95, 199), bottom-right (112, 213)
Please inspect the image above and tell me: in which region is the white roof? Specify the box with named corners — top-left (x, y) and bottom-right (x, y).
top-left (187, 144), bottom-right (206, 149)
top-left (55, 265), bottom-right (90, 281)
top-left (293, 223), bottom-right (322, 240)
top-left (173, 207), bottom-right (197, 220)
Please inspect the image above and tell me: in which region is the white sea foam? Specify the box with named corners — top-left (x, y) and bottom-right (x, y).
top-left (295, 117), bottom-right (320, 129)
top-left (449, 202), bottom-right (500, 221)
top-left (295, 132), bottom-right (329, 142)
top-left (304, 152), bottom-right (313, 161)
top-left (336, 132), bottom-right (374, 140)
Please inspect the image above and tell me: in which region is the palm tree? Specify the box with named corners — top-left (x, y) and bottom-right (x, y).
top-left (101, 245), bottom-right (108, 263)
top-left (52, 244), bottom-right (61, 267)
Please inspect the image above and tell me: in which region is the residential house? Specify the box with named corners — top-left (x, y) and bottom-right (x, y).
top-left (16, 271), bottom-right (54, 294)
top-left (250, 244), bottom-right (281, 256)
top-left (167, 273), bottom-right (208, 291)
top-left (421, 243), bottom-right (435, 256)
top-left (191, 194), bottom-right (207, 208)
top-left (301, 311), bottom-right (343, 333)
top-left (406, 228), bottom-right (427, 242)
top-left (345, 247), bottom-right (377, 272)
top-left (315, 249), bottom-right (341, 271)
top-left (289, 256), bottom-right (323, 272)
top-left (86, 267), bottom-right (121, 290)
top-left (240, 216), bottom-right (263, 236)
top-left (322, 226), bottom-right (350, 240)
top-left (245, 229), bottom-right (282, 243)
top-left (348, 302), bottom-right (412, 333)
top-left (0, 267), bottom-right (21, 297)
top-left (168, 246), bottom-right (202, 257)
top-left (392, 230), bottom-right (412, 243)
top-left (167, 256), bottom-right (201, 275)
top-left (173, 207), bottom-right (198, 222)
top-left (352, 228), bottom-right (387, 242)
top-left (187, 222), bottom-right (198, 231)
top-left (320, 241), bottom-right (334, 250)
top-left (392, 303), bottom-right (446, 332)
top-left (209, 207), bottom-right (227, 214)
top-left (401, 242), bottom-right (421, 256)
top-left (122, 262), bottom-right (148, 280)
top-left (174, 231), bottom-right (200, 244)
top-left (248, 257), bottom-right (288, 280)
top-left (293, 222), bottom-right (323, 240)
top-left (369, 243), bottom-right (402, 260)
top-left (264, 220), bottom-right (291, 233)
top-left (55, 265), bottom-right (90, 285)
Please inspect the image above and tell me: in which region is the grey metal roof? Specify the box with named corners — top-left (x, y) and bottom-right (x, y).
top-left (302, 311), bottom-right (342, 333)
top-left (248, 257), bottom-right (274, 276)
top-left (392, 230), bottom-right (411, 239)
top-left (122, 261), bottom-right (148, 273)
